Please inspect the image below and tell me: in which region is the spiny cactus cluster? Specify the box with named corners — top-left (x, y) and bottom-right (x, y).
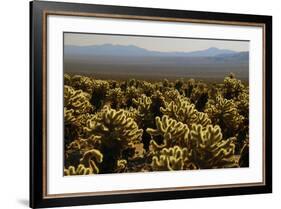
top-left (64, 73), bottom-right (249, 175)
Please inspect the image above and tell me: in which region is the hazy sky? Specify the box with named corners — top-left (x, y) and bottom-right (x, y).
top-left (64, 33), bottom-right (249, 52)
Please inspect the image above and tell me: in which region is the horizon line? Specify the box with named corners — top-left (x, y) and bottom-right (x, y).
top-left (64, 43), bottom-right (249, 54)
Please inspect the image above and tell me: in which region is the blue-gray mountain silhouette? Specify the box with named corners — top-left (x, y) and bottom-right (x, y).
top-left (64, 44), bottom-right (249, 82)
top-left (65, 44), bottom-right (245, 58)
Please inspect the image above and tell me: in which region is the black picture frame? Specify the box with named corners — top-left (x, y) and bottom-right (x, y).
top-left (30, 1), bottom-right (272, 208)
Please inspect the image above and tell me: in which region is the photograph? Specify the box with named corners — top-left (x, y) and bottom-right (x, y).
top-left (63, 32), bottom-right (250, 175)
top-left (29, 1), bottom-right (272, 207)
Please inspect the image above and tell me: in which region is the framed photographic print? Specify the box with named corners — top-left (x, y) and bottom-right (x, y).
top-left (30, 0), bottom-right (272, 208)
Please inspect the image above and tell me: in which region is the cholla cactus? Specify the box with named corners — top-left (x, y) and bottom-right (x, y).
top-left (162, 78), bottom-right (172, 88)
top-left (163, 89), bottom-right (182, 103)
top-left (65, 135), bottom-right (104, 175)
top-left (151, 146), bottom-right (189, 171)
top-left (187, 124), bottom-right (237, 169)
top-left (160, 99), bottom-right (211, 127)
top-left (147, 115), bottom-right (189, 148)
top-left (196, 112), bottom-right (212, 127)
top-left (86, 106), bottom-right (143, 149)
top-left (160, 100), bottom-right (197, 124)
top-left (64, 135), bottom-right (101, 169)
top-left (123, 107), bottom-right (140, 121)
top-left (64, 164), bottom-right (92, 176)
top-left (148, 117), bottom-right (237, 170)
top-left (64, 111), bottom-right (96, 144)
top-left (64, 73), bottom-right (249, 173)
top-left (64, 147), bottom-right (104, 175)
top-left (115, 159), bottom-right (128, 172)
top-left (205, 95), bottom-right (244, 137)
top-left (91, 80), bottom-right (110, 109)
top-left (132, 94), bottom-right (152, 116)
top-left (139, 81), bottom-right (155, 96)
top-left (64, 85), bottom-right (93, 115)
top-left (174, 79), bottom-right (184, 92)
top-left (223, 73), bottom-right (245, 99)
top-left (127, 78), bottom-right (137, 87)
top-left (105, 87), bottom-right (125, 109)
top-left (70, 74), bottom-right (95, 94)
top-left (125, 86), bottom-right (143, 106)
top-left (64, 108), bottom-right (76, 125)
top-left (66, 136), bottom-right (101, 156)
top-left (236, 90), bottom-right (249, 118)
top-left (85, 106), bottom-right (143, 172)
top-left (64, 86), bottom-right (94, 143)
top-left (79, 149), bottom-right (103, 174)
top-left (132, 94), bottom-right (155, 150)
top-left (190, 82), bottom-right (209, 111)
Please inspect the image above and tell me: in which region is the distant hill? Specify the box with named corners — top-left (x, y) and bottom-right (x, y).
top-left (64, 44), bottom-right (243, 58)
top-left (209, 51), bottom-right (249, 62)
top-left (65, 44), bottom-right (154, 57)
top-left (64, 44), bottom-right (249, 82)
top-left (180, 47), bottom-right (236, 57)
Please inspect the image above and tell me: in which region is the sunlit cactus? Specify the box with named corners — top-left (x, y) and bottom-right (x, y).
top-left (115, 159), bottom-right (128, 172)
top-left (223, 73), bottom-right (245, 99)
top-left (70, 74), bottom-right (95, 94)
top-left (148, 118), bottom-right (237, 170)
top-left (162, 78), bottom-right (171, 88)
top-left (147, 115), bottom-right (189, 148)
top-left (66, 136), bottom-right (100, 152)
top-left (205, 95), bottom-right (244, 137)
top-left (125, 86), bottom-right (143, 107)
top-left (64, 85), bottom-right (94, 143)
top-left (64, 108), bottom-right (76, 125)
top-left (64, 85), bottom-right (93, 115)
top-left (64, 164), bottom-right (92, 176)
top-left (236, 90), bottom-right (249, 118)
top-left (86, 106), bottom-right (143, 148)
top-left (85, 106), bottom-right (143, 173)
top-left (138, 81), bottom-right (155, 96)
top-left (105, 87), bottom-right (125, 109)
top-left (123, 107), bottom-right (140, 121)
top-left (127, 78), bottom-right (137, 87)
top-left (64, 73), bottom-right (249, 174)
top-left (151, 146), bottom-right (189, 171)
top-left (163, 89), bottom-right (182, 103)
top-left (196, 112), bottom-right (213, 127)
top-left (64, 135), bottom-right (101, 168)
top-left (132, 94), bottom-right (155, 150)
top-left (187, 124), bottom-right (237, 169)
top-left (208, 84), bottom-right (222, 101)
top-left (79, 149), bottom-right (103, 174)
top-left (64, 111), bottom-right (96, 145)
top-left (190, 82), bottom-right (209, 111)
top-left (160, 98), bottom-right (211, 127)
top-left (161, 100), bottom-right (197, 124)
top-left (90, 80), bottom-right (110, 109)
top-left (132, 94), bottom-right (152, 115)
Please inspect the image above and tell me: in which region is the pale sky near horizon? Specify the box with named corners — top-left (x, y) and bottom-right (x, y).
top-left (64, 33), bottom-right (249, 53)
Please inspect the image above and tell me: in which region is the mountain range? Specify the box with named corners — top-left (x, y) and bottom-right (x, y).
top-left (64, 44), bottom-right (249, 82)
top-left (65, 44), bottom-right (248, 59)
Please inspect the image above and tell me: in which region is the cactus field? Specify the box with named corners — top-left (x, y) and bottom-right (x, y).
top-left (64, 73), bottom-right (249, 175)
